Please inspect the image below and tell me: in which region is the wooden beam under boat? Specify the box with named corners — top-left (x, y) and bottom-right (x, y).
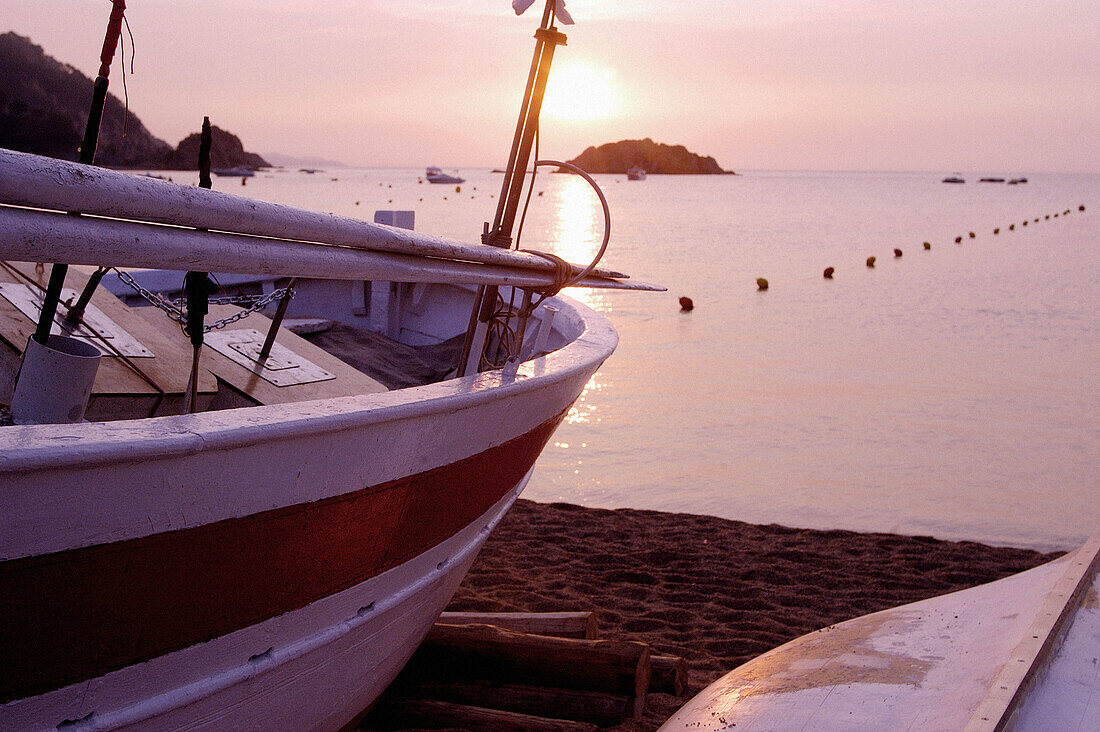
top-left (0, 149), bottom-right (630, 281)
top-left (0, 204), bottom-right (662, 292)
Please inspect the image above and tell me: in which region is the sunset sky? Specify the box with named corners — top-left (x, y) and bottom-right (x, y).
top-left (6, 0), bottom-right (1099, 172)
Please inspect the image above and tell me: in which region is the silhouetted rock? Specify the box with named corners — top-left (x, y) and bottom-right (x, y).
top-left (1, 32), bottom-right (268, 170)
top-left (567, 138), bottom-right (733, 175)
top-left (0, 32), bottom-right (171, 167)
top-left (167, 126), bottom-right (268, 170)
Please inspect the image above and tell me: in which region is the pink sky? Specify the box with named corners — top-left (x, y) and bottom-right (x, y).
top-left (5, 0), bottom-right (1098, 172)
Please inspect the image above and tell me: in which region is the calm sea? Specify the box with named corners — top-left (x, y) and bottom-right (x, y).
top-left (203, 167), bottom-right (1098, 552)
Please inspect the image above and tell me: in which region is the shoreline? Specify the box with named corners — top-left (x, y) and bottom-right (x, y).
top-left (443, 499), bottom-right (1062, 730)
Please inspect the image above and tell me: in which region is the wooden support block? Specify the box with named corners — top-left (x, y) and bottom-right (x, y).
top-left (401, 680), bottom-right (633, 727)
top-left (365, 698), bottom-right (598, 732)
top-left (418, 623), bottom-right (650, 701)
top-left (437, 611), bottom-right (598, 640)
top-left (651, 654), bottom-right (688, 696)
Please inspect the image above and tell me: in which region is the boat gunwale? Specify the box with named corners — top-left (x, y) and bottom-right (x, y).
top-left (0, 292), bottom-right (616, 474)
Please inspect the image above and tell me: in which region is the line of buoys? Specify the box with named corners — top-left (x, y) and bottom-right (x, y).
top-left (725, 204), bottom-right (1085, 295)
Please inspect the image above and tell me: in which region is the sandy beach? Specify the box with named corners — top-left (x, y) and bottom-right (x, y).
top-left (435, 499), bottom-right (1062, 730)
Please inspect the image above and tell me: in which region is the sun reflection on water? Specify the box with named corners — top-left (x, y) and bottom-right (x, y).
top-left (547, 175), bottom-right (611, 312)
top-left (564, 373), bottom-right (604, 426)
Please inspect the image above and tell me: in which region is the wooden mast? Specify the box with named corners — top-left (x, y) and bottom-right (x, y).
top-left (32, 0), bottom-right (127, 346)
top-left (458, 0), bottom-right (568, 376)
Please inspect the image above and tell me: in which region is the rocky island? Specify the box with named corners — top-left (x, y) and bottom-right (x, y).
top-left (567, 138), bottom-right (734, 175)
top-left (0, 32), bottom-right (268, 170)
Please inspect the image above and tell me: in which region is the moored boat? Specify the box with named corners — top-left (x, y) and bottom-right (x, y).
top-left (627, 166), bottom-right (646, 180)
top-left (425, 166), bottom-right (465, 184)
top-left (211, 167), bottom-right (255, 177)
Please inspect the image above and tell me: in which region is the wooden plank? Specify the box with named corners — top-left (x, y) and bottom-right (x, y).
top-left (0, 203), bottom-right (664, 291)
top-left (437, 611), bottom-right (598, 640)
top-left (0, 261), bottom-right (216, 418)
top-left (414, 623), bottom-right (650, 701)
top-left (0, 147), bottom-right (630, 280)
top-left (197, 304), bottom-right (388, 406)
top-left (397, 680), bottom-right (632, 727)
top-left (365, 698), bottom-right (598, 732)
top-left (651, 654), bottom-right (688, 696)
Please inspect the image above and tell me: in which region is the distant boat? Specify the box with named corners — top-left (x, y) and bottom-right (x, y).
top-left (212, 167), bottom-right (255, 177)
top-left (942, 176), bottom-right (965, 184)
top-left (1008, 177), bottom-right (1028, 185)
top-left (425, 166), bottom-right (465, 184)
top-left (298, 168), bottom-right (318, 174)
top-left (627, 167), bottom-right (646, 181)
top-left (979, 177), bottom-right (1006, 183)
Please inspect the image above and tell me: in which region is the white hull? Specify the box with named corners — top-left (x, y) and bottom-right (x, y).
top-left (661, 536), bottom-right (1100, 731)
top-left (4, 482), bottom-right (526, 731)
top-left (1, 289), bottom-right (617, 730)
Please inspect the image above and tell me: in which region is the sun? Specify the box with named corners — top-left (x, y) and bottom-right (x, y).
top-left (541, 62), bottom-right (617, 121)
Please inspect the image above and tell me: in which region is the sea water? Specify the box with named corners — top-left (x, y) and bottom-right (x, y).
top-left (204, 168), bottom-right (1098, 551)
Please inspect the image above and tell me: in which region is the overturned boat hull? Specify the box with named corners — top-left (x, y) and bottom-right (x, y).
top-left (660, 536), bottom-right (1100, 731)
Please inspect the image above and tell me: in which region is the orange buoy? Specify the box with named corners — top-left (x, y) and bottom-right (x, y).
top-left (678, 296), bottom-right (694, 311)
top-left (756, 277), bottom-right (769, 291)
top-left (823, 267), bottom-right (834, 279)
top-left (968, 231), bottom-right (976, 238)
top-left (955, 236), bottom-right (963, 243)
top-left (993, 228), bottom-right (1000, 234)
top-left (923, 241), bottom-right (931, 250)
top-left (894, 248), bottom-right (902, 257)
top-left (1009, 224), bottom-right (1015, 230)
top-left (1023, 221), bottom-right (1028, 226)
top-left (866, 256), bottom-right (876, 268)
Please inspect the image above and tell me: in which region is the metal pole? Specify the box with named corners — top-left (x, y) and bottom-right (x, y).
top-left (184, 118), bottom-right (214, 413)
top-left (33, 0), bottom-right (127, 345)
top-left (458, 0), bottom-right (566, 375)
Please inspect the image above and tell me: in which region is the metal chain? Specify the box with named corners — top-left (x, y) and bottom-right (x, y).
top-left (111, 268), bottom-right (293, 332)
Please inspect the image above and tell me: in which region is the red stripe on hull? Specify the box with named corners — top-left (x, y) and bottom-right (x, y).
top-left (0, 410), bottom-right (565, 703)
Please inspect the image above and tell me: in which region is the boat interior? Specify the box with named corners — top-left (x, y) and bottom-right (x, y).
top-left (0, 260), bottom-right (572, 423)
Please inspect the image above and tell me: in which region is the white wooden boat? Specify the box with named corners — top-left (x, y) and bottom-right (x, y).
top-left (627, 167), bottom-right (646, 181)
top-left (0, 140), bottom-right (657, 730)
top-left (660, 535), bottom-right (1100, 731)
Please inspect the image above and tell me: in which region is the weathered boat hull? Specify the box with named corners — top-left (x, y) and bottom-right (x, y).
top-left (0, 294), bottom-right (616, 730)
top-left (660, 536), bottom-right (1100, 731)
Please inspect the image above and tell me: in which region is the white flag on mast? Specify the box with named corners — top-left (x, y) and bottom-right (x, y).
top-left (512, 0), bottom-right (574, 25)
